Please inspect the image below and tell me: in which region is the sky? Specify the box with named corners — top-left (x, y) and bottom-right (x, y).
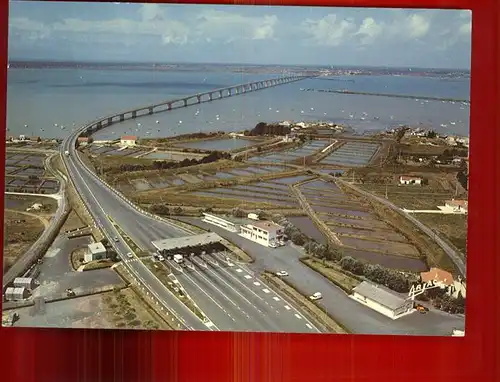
top-left (7, 1), bottom-right (472, 69)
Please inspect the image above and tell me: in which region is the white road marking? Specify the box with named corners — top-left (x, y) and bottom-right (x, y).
top-left (284, 305), bottom-right (291, 310)
top-left (294, 314), bottom-right (302, 319)
top-left (253, 282), bottom-right (261, 286)
top-left (193, 266), bottom-right (258, 316)
top-left (273, 297), bottom-right (280, 301)
top-left (262, 289), bottom-right (270, 294)
top-left (306, 324), bottom-right (313, 329)
top-left (244, 275), bottom-right (252, 279)
top-left (235, 268), bottom-right (243, 273)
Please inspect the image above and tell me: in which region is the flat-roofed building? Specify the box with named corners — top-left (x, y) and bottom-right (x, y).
top-left (351, 281), bottom-right (414, 320)
top-left (152, 232), bottom-right (224, 254)
top-left (13, 277), bottom-right (36, 290)
top-left (202, 213), bottom-right (239, 232)
top-left (4, 287), bottom-right (30, 301)
top-left (85, 242), bottom-right (107, 262)
top-left (399, 175), bottom-right (423, 185)
top-left (444, 199), bottom-right (468, 213)
top-left (239, 220), bottom-right (284, 248)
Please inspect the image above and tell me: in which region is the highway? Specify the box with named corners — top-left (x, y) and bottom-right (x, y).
top-left (61, 118), bottom-right (321, 333)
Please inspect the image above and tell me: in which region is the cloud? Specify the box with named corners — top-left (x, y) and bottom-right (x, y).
top-left (406, 14), bottom-right (431, 38)
top-left (9, 17), bottom-right (52, 41)
top-left (138, 4), bottom-right (166, 22)
top-left (194, 10), bottom-right (278, 43)
top-left (301, 14), bottom-right (357, 46)
top-left (355, 17), bottom-right (384, 45)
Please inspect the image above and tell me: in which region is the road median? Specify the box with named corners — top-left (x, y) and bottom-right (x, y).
top-left (262, 271), bottom-right (349, 334)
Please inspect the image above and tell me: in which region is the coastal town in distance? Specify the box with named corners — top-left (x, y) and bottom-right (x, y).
top-left (3, 3), bottom-right (469, 336)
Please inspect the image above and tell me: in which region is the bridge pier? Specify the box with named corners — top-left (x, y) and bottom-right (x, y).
top-left (208, 93), bottom-right (213, 101)
top-left (167, 103), bottom-right (172, 110)
top-left (148, 107), bottom-right (153, 115)
top-left (119, 114), bottom-right (124, 122)
top-left (183, 99), bottom-right (188, 107)
top-left (132, 111), bottom-right (137, 119)
top-left (219, 90), bottom-right (223, 98)
top-left (107, 117), bottom-right (113, 126)
top-left (197, 95), bottom-right (201, 103)
top-left (97, 121), bottom-right (102, 129)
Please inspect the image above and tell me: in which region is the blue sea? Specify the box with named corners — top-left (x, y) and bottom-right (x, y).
top-left (6, 68), bottom-right (470, 140)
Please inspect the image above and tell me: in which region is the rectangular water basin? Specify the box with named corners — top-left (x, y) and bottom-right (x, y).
top-left (343, 248), bottom-right (427, 272)
top-left (340, 237), bottom-right (419, 257)
top-left (312, 205), bottom-right (370, 217)
top-left (273, 175), bottom-right (316, 184)
top-left (288, 216), bottom-right (327, 245)
top-left (176, 138), bottom-right (257, 151)
top-left (191, 191), bottom-right (296, 206)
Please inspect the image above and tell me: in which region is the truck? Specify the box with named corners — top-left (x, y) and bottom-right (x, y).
top-left (64, 150), bottom-right (70, 156)
top-left (173, 254), bottom-right (184, 264)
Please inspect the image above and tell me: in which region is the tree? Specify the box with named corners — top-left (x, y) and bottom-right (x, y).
top-left (290, 232), bottom-right (306, 246)
top-left (231, 207), bottom-right (245, 218)
top-left (340, 256), bottom-right (356, 271)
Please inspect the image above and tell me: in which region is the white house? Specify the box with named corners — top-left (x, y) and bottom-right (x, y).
top-left (202, 213), bottom-right (239, 232)
top-left (351, 281), bottom-right (414, 320)
top-left (120, 135), bottom-right (137, 147)
top-left (239, 220), bottom-right (284, 248)
top-left (420, 267), bottom-right (455, 288)
top-left (444, 199), bottom-right (468, 213)
top-left (247, 213), bottom-right (260, 221)
top-left (85, 242), bottom-right (107, 262)
top-left (446, 136), bottom-right (457, 146)
top-left (399, 175), bottom-right (423, 185)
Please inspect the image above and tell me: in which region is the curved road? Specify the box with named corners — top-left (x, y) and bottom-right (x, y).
top-left (60, 87), bottom-right (321, 332)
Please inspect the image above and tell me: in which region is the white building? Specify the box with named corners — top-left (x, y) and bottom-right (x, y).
top-left (351, 281), bottom-right (414, 320)
top-left (13, 277), bottom-right (36, 290)
top-left (444, 199), bottom-right (468, 213)
top-left (248, 213), bottom-right (260, 221)
top-left (239, 220), bottom-right (284, 248)
top-left (202, 213), bottom-right (239, 232)
top-left (120, 135), bottom-right (137, 147)
top-left (85, 242), bottom-right (107, 262)
top-left (399, 175), bottom-right (423, 185)
top-left (4, 287), bottom-right (30, 301)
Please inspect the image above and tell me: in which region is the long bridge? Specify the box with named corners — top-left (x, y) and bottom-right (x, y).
top-left (83, 74), bottom-right (312, 135)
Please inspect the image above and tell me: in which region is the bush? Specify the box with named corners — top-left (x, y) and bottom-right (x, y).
top-left (231, 207), bottom-right (245, 218)
top-left (291, 232), bottom-right (307, 246)
top-left (173, 206), bottom-right (183, 215)
top-left (150, 204), bottom-right (170, 215)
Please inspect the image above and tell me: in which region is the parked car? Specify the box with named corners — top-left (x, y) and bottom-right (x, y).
top-left (114, 237), bottom-right (119, 242)
top-left (276, 271), bottom-right (289, 277)
top-left (309, 292), bottom-right (322, 301)
top-left (416, 304), bottom-right (429, 314)
top-left (126, 252), bottom-right (133, 259)
top-left (66, 288), bottom-right (75, 297)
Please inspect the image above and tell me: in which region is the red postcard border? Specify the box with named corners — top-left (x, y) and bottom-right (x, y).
top-left (0, 1), bottom-right (498, 381)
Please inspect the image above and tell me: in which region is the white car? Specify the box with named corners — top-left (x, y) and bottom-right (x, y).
top-left (114, 237), bottom-right (119, 242)
top-left (276, 271), bottom-right (289, 277)
top-left (126, 252), bottom-right (133, 259)
top-left (309, 292), bottom-right (322, 301)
